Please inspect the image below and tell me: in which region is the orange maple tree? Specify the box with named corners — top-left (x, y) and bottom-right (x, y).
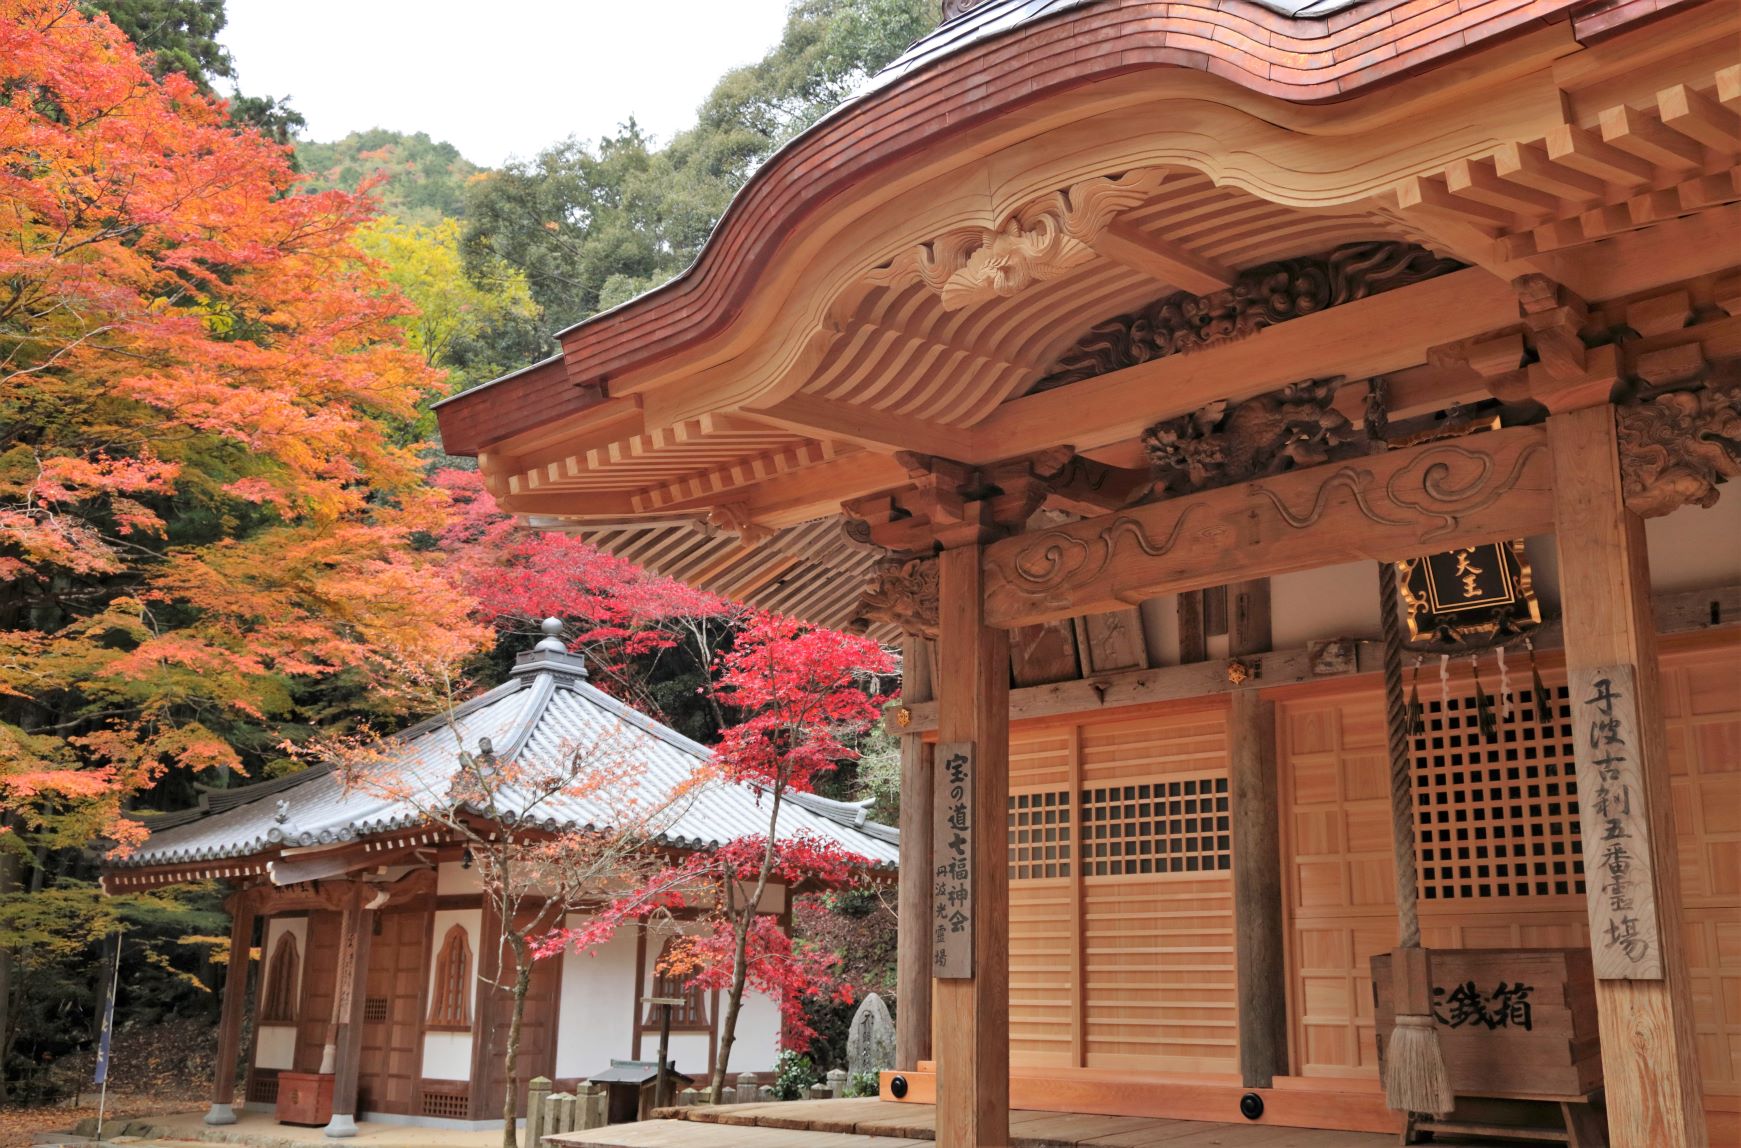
top-left (0, 0), bottom-right (486, 850)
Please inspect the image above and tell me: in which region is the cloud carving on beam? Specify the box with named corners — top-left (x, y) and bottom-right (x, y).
top-left (868, 168), bottom-right (1169, 311)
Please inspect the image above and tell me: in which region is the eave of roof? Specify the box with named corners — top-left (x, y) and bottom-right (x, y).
top-left (434, 0), bottom-right (1643, 458)
top-left (108, 654), bottom-right (900, 886)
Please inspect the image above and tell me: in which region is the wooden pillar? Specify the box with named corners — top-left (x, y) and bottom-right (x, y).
top-left (897, 636), bottom-right (936, 1071)
top-left (205, 892), bottom-right (257, 1125)
top-left (934, 545), bottom-right (1009, 1148)
top-left (1549, 405), bottom-right (1706, 1147)
top-left (324, 888), bottom-right (377, 1138)
top-left (1227, 579), bottom-right (1287, 1087)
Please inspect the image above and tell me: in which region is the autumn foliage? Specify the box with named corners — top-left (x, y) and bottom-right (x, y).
top-left (0, 0), bottom-right (484, 848)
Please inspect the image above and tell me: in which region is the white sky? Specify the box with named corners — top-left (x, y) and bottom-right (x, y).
top-left (222, 1), bottom-right (794, 167)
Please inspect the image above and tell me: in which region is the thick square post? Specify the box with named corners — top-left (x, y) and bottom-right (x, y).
top-left (324, 889), bottom-right (377, 1138)
top-left (205, 893), bottom-right (257, 1125)
top-left (934, 544), bottom-right (1009, 1148)
top-left (1549, 404), bottom-right (1705, 1147)
top-left (896, 633), bottom-right (935, 1071)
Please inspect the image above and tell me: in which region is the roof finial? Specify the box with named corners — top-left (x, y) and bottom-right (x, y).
top-left (534, 617), bottom-right (568, 653)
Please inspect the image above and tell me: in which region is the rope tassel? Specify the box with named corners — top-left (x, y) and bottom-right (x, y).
top-left (1471, 654), bottom-right (1496, 740)
top-left (1527, 638), bottom-right (1550, 727)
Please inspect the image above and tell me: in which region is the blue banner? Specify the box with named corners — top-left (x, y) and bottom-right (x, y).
top-left (93, 935), bottom-right (120, 1086)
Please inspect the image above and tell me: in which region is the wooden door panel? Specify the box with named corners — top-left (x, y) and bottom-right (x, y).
top-left (358, 909), bottom-right (427, 1116)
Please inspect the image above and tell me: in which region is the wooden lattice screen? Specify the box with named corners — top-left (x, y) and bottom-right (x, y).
top-left (427, 924), bottom-right (471, 1029)
top-left (259, 932), bottom-right (299, 1023)
top-left (1080, 775), bottom-right (1232, 877)
top-left (1412, 681), bottom-right (1586, 901)
top-left (1008, 790), bottom-right (1072, 879)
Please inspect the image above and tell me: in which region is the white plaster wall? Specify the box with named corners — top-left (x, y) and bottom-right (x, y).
top-left (436, 859), bottom-right (483, 895)
top-left (554, 922), bottom-right (638, 1078)
top-left (421, 907), bottom-right (482, 1080)
top-left (728, 880), bottom-right (788, 914)
top-left (253, 916), bottom-right (307, 1069)
top-left (1646, 494), bottom-right (1741, 592)
top-left (729, 987), bottom-right (782, 1074)
top-left (1270, 561), bottom-right (1381, 649)
top-left (422, 1032), bottom-right (472, 1081)
top-left (665, 1032), bottom-right (712, 1079)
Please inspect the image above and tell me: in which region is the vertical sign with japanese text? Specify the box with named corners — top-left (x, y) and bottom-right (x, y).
top-left (933, 740), bottom-right (974, 979)
top-left (1570, 664), bottom-right (1664, 980)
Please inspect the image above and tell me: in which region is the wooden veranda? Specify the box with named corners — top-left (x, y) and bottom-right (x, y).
top-left (548, 1098), bottom-right (1404, 1147)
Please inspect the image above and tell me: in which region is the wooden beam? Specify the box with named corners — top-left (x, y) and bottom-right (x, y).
top-left (981, 424), bottom-right (1554, 629)
top-left (205, 895), bottom-right (257, 1125)
top-left (1549, 405), bottom-right (1706, 1148)
top-left (1177, 591), bottom-right (1207, 664)
top-left (895, 586), bottom-right (1736, 741)
top-left (890, 583), bottom-right (1740, 734)
top-left (1088, 219), bottom-right (1234, 294)
top-left (933, 545), bottom-right (1009, 1148)
top-left (963, 268), bottom-right (1520, 463)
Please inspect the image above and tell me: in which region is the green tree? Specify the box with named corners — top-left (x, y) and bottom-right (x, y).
top-left (461, 0), bottom-right (937, 331)
top-left (298, 129), bottom-right (485, 223)
top-left (359, 217), bottom-right (543, 402)
top-left (88, 0), bottom-right (306, 142)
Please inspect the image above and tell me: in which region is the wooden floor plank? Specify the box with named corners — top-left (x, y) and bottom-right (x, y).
top-left (1079, 1121), bottom-right (1230, 1146)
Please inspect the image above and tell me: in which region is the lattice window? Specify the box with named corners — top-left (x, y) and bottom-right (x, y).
top-left (1079, 776), bottom-right (1231, 877)
top-left (421, 1090), bottom-right (469, 1119)
top-left (643, 935), bottom-right (709, 1030)
top-left (427, 924), bottom-right (472, 1029)
top-left (1008, 789), bottom-right (1072, 879)
top-left (259, 932), bottom-right (299, 1023)
top-left (1414, 682), bottom-right (1585, 900)
top-left (247, 1071), bottom-right (279, 1104)
top-left (362, 996), bottom-right (389, 1023)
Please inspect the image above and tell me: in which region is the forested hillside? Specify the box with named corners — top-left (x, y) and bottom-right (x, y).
top-left (0, 0), bottom-right (930, 1110)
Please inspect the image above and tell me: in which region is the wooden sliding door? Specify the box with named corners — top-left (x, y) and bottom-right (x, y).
top-left (1006, 702), bottom-right (1237, 1075)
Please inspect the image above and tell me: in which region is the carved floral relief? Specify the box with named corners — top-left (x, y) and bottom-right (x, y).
top-left (869, 169), bottom-right (1168, 311)
top-left (1036, 242), bottom-right (1463, 390)
top-left (853, 554), bottom-right (941, 638)
top-left (1616, 373), bottom-right (1741, 518)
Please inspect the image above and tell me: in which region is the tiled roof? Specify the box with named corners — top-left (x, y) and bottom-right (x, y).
top-left (114, 650), bottom-right (898, 876)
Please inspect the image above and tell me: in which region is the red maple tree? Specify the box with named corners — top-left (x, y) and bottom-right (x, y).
top-left (0, 0), bottom-right (483, 848)
top-left (536, 614), bottom-right (894, 1093)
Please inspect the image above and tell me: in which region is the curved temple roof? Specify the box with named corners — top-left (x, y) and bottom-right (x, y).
top-left (110, 646), bottom-right (897, 888)
top-left (432, 0), bottom-right (1731, 639)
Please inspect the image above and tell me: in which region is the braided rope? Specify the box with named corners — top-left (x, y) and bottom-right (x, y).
top-left (1378, 559), bottom-right (1422, 950)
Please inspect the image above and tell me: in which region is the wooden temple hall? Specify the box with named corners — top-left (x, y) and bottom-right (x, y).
top-left (435, 1), bottom-right (1741, 1145)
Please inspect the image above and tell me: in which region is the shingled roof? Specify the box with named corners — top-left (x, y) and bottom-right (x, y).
top-left (108, 631), bottom-right (897, 888)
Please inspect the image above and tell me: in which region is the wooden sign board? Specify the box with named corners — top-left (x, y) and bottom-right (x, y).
top-left (932, 741), bottom-right (974, 980)
top-left (1569, 664), bottom-right (1664, 980)
top-left (1373, 948), bottom-right (1601, 1100)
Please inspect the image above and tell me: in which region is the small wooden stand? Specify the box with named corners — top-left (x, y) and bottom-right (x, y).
top-left (275, 1071), bottom-right (335, 1126)
top-left (1373, 948), bottom-right (1607, 1146)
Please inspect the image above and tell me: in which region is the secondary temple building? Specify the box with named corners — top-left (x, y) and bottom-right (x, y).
top-left (101, 631), bottom-right (898, 1133)
top-left (433, 1), bottom-right (1741, 1146)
